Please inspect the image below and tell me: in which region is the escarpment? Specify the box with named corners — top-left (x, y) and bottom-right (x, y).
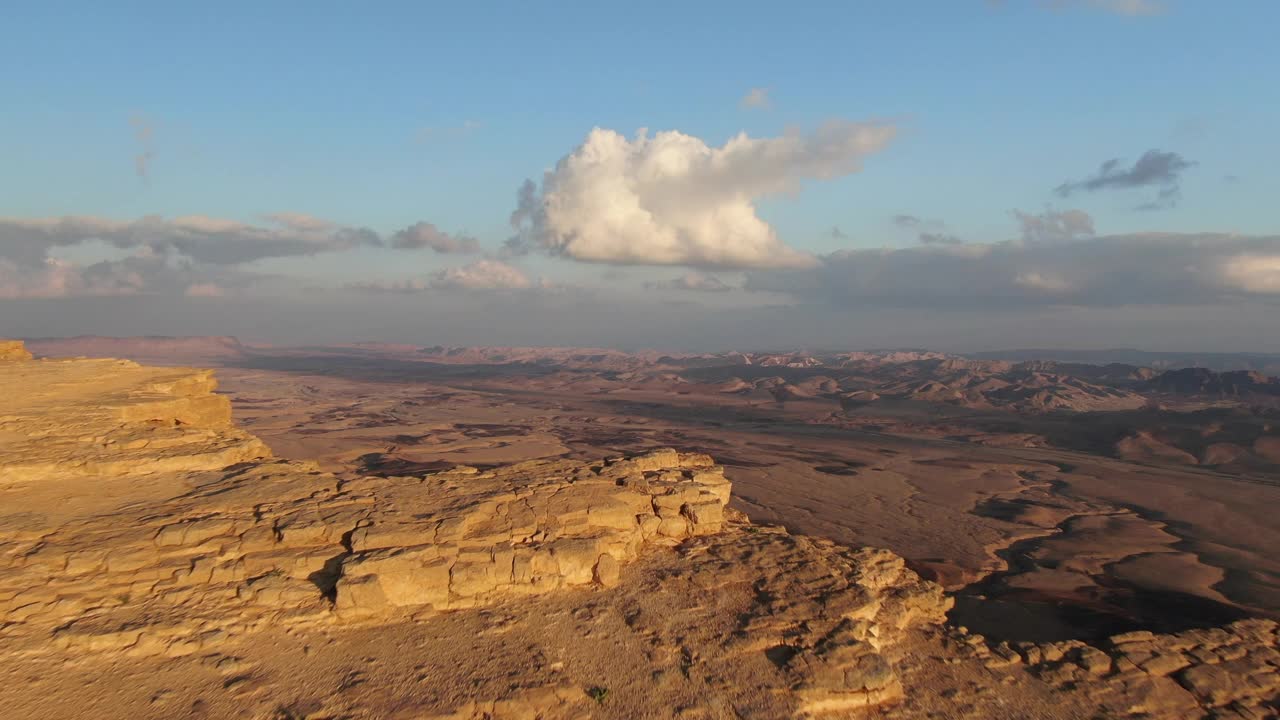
top-left (0, 340), bottom-right (1275, 719)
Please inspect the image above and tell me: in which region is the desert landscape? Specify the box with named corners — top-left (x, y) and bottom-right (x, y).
top-left (6, 4), bottom-right (1279, 717)
top-left (3, 335), bottom-right (1277, 719)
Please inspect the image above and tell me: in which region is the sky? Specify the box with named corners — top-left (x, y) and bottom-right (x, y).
top-left (2, 0), bottom-right (1278, 352)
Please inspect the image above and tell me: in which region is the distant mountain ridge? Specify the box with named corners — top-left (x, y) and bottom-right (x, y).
top-left (23, 335), bottom-right (249, 364)
top-left (19, 335), bottom-right (1280, 405)
top-left (969, 348), bottom-right (1280, 374)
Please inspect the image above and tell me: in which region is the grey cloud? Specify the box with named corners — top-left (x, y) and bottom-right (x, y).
top-left (1016, 0), bottom-right (1166, 16)
top-left (0, 214), bottom-right (387, 299)
top-left (1014, 208), bottom-right (1095, 242)
top-left (390, 222), bottom-right (481, 254)
top-left (130, 115), bottom-right (155, 183)
top-left (346, 260), bottom-right (545, 294)
top-left (918, 233), bottom-right (963, 246)
top-left (1075, 0), bottom-right (1164, 16)
top-left (0, 246), bottom-right (271, 300)
top-left (740, 87), bottom-right (770, 109)
top-left (645, 272), bottom-right (734, 293)
top-left (344, 279), bottom-right (431, 294)
top-left (1055, 149), bottom-right (1195, 208)
top-left (0, 215), bottom-right (381, 267)
top-left (745, 232), bottom-right (1280, 309)
top-left (0, 213), bottom-right (487, 298)
top-left (829, 226), bottom-right (848, 240)
top-left (892, 214), bottom-right (921, 228)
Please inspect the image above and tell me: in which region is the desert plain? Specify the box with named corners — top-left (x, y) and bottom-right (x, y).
top-left (2, 335), bottom-right (1279, 719)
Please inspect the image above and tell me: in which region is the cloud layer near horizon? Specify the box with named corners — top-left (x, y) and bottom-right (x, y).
top-left (507, 121), bottom-right (896, 270)
top-left (345, 259), bottom-right (535, 293)
top-left (0, 214), bottom-right (480, 299)
top-left (746, 230), bottom-right (1280, 308)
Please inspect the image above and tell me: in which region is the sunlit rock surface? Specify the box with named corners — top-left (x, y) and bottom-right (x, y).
top-left (0, 340), bottom-right (1275, 719)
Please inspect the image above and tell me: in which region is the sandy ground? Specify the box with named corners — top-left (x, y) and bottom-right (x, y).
top-left (5, 342), bottom-right (1279, 719)
top-left (204, 353), bottom-right (1280, 643)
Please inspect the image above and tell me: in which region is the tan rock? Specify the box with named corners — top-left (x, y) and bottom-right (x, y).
top-left (0, 339), bottom-right (33, 361)
top-left (5, 353), bottom-right (1278, 720)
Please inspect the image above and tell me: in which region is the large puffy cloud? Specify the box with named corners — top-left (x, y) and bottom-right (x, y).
top-left (507, 121), bottom-right (896, 270)
top-left (745, 232), bottom-right (1280, 308)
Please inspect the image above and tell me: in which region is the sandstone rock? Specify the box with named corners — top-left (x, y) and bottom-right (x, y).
top-left (0, 357), bottom-right (268, 486)
top-left (4, 353), bottom-right (1278, 720)
top-left (0, 339), bottom-right (32, 361)
top-left (334, 450), bottom-right (733, 614)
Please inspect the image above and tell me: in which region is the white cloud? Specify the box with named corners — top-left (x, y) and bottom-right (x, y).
top-left (1220, 255), bottom-right (1280, 294)
top-left (430, 259), bottom-right (532, 290)
top-left (346, 260), bottom-right (540, 294)
top-left (261, 212), bottom-right (336, 232)
top-left (1014, 271), bottom-right (1073, 293)
top-left (740, 87), bottom-right (770, 109)
top-left (508, 121), bottom-right (895, 270)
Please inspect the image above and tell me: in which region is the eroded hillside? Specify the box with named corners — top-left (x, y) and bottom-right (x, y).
top-left (1, 341), bottom-right (1277, 719)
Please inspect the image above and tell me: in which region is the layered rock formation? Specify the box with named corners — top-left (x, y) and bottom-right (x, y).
top-left (0, 353), bottom-right (268, 486)
top-left (0, 339), bottom-right (32, 360)
top-left (1, 340), bottom-right (1277, 719)
top-left (335, 450), bottom-right (731, 616)
top-left (0, 341), bottom-right (954, 717)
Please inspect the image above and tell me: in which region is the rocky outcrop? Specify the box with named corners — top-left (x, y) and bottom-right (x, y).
top-left (333, 451), bottom-right (732, 616)
top-left (0, 450), bottom-right (736, 655)
top-left (976, 621), bottom-right (1280, 719)
top-left (0, 354), bottom-right (269, 486)
top-left (0, 354), bottom-right (955, 717)
top-left (2, 352), bottom-right (1277, 719)
top-left (0, 339), bottom-right (32, 360)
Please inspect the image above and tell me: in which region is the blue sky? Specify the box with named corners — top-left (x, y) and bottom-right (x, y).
top-left (2, 1), bottom-right (1279, 349)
